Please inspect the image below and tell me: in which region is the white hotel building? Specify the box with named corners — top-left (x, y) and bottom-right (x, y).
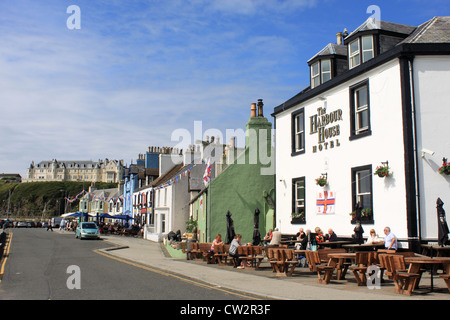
top-left (273, 17), bottom-right (450, 250)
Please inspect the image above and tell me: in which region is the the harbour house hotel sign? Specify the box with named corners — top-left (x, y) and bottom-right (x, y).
top-left (273, 16), bottom-right (450, 251)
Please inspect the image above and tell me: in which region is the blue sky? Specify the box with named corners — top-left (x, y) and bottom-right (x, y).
top-left (1, 0), bottom-right (449, 178)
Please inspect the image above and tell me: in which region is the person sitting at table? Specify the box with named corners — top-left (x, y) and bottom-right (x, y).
top-left (315, 227), bottom-right (325, 243)
top-left (365, 229), bottom-right (382, 244)
top-left (229, 234), bottom-right (247, 269)
top-left (295, 228), bottom-right (307, 250)
top-left (264, 229), bottom-right (273, 242)
top-left (210, 234), bottom-right (224, 253)
top-left (269, 228), bottom-right (282, 246)
top-left (381, 226), bottom-right (398, 250)
top-left (325, 228), bottom-right (338, 242)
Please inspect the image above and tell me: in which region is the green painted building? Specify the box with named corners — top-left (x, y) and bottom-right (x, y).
top-left (190, 100), bottom-right (275, 244)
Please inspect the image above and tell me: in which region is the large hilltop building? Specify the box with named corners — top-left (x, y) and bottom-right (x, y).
top-left (25, 159), bottom-right (125, 183)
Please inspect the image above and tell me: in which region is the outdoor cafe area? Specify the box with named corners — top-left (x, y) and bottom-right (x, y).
top-left (60, 211), bottom-right (144, 237)
top-left (182, 235), bottom-right (450, 298)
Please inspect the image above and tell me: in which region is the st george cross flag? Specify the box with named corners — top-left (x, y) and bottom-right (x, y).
top-left (316, 191), bottom-right (336, 214)
top-left (203, 158), bottom-right (211, 186)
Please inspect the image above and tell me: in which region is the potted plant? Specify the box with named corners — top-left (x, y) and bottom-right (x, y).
top-left (291, 211), bottom-right (305, 224)
top-left (350, 208), bottom-right (373, 224)
top-left (374, 165), bottom-right (391, 177)
top-left (315, 175), bottom-right (328, 187)
top-left (185, 217), bottom-right (197, 233)
top-left (439, 160), bottom-right (450, 175)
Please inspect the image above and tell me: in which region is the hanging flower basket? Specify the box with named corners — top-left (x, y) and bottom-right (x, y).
top-left (374, 165), bottom-right (391, 178)
top-left (315, 175), bottom-right (328, 187)
top-left (350, 209), bottom-right (373, 224)
top-left (291, 212), bottom-right (305, 224)
top-left (439, 162), bottom-right (450, 175)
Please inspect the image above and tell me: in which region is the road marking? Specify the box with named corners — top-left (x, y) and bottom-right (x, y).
top-left (94, 248), bottom-right (263, 300)
top-left (0, 232), bottom-right (13, 283)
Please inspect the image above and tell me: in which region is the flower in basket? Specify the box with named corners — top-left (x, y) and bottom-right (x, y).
top-left (362, 208), bottom-right (372, 218)
top-left (374, 165), bottom-right (390, 177)
top-left (291, 211), bottom-right (304, 219)
top-left (349, 209), bottom-right (372, 221)
top-left (291, 211), bottom-right (305, 222)
top-left (315, 175), bottom-right (328, 187)
top-left (438, 162), bottom-right (450, 175)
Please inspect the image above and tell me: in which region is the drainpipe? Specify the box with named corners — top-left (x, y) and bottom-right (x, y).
top-left (409, 57), bottom-right (422, 246)
top-left (400, 55), bottom-right (420, 252)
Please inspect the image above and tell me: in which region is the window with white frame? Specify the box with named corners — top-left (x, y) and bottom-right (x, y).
top-left (361, 35), bottom-right (374, 63)
top-left (292, 109), bottom-right (305, 154)
top-left (161, 214), bottom-right (166, 233)
top-left (354, 85), bottom-right (369, 134)
top-left (349, 39), bottom-right (360, 69)
top-left (350, 80), bottom-right (371, 139)
top-left (292, 177), bottom-right (306, 223)
top-left (351, 165), bottom-right (373, 223)
top-left (321, 59), bottom-right (331, 83)
top-left (311, 61), bottom-right (320, 88)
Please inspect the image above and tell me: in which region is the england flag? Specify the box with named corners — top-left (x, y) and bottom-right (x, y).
top-left (203, 158), bottom-right (211, 186)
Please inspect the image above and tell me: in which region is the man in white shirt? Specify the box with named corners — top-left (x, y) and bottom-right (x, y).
top-left (382, 226), bottom-right (397, 250)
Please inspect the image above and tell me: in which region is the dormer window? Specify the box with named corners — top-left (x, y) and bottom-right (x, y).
top-left (310, 59), bottom-right (332, 89)
top-left (349, 35), bottom-right (374, 69)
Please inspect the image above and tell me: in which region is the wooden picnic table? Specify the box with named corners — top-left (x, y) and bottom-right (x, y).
top-left (342, 242), bottom-right (385, 252)
top-left (421, 244), bottom-right (450, 257)
top-left (405, 256), bottom-right (450, 292)
top-left (318, 241), bottom-right (353, 249)
top-left (327, 252), bottom-right (356, 280)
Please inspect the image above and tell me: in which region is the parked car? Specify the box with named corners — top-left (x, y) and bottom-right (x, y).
top-left (41, 222), bottom-right (49, 228)
top-left (76, 222), bottom-right (100, 240)
top-left (17, 221), bottom-right (28, 228)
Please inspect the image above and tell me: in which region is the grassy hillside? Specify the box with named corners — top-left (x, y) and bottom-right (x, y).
top-left (0, 181), bottom-right (118, 219)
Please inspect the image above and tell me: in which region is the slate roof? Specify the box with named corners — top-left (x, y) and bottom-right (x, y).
top-left (345, 18), bottom-right (416, 40)
top-left (399, 16), bottom-right (450, 44)
top-left (151, 163), bottom-right (184, 187)
top-left (308, 43), bottom-right (347, 63)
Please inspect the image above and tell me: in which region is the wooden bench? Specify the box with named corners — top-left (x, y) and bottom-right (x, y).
top-left (213, 244), bottom-right (229, 265)
top-left (388, 255), bottom-right (421, 296)
top-left (376, 251), bottom-right (418, 281)
top-left (252, 246), bottom-right (265, 269)
top-left (348, 252), bottom-right (376, 286)
top-left (305, 250), bottom-right (335, 284)
top-left (267, 248), bottom-right (297, 277)
top-left (198, 243), bottom-right (214, 263)
top-left (439, 274), bottom-right (450, 292)
top-left (185, 242), bottom-right (200, 260)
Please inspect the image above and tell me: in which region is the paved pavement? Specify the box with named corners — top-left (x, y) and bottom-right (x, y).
top-left (59, 231), bottom-right (450, 300)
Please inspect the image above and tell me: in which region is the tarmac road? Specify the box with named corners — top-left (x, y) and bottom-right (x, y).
top-left (0, 228), bottom-right (261, 300)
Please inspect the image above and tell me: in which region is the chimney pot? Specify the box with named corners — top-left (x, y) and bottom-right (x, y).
top-left (336, 32), bottom-right (343, 45)
top-left (251, 103), bottom-right (257, 117)
top-left (257, 99), bottom-right (264, 117)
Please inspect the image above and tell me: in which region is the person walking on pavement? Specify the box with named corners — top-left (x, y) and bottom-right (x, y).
top-left (47, 219), bottom-right (53, 232)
